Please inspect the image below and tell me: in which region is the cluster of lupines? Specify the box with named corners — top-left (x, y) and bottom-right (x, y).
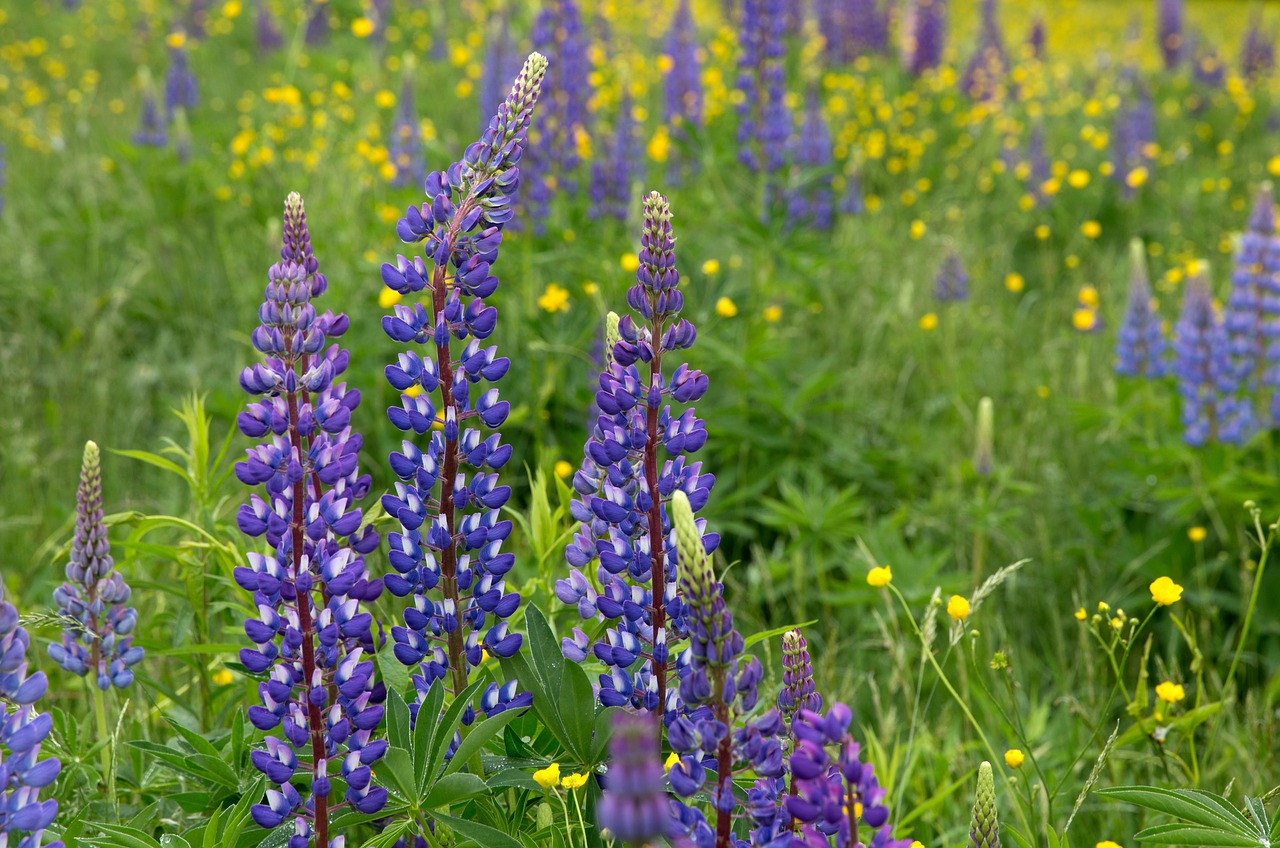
top-left (48, 442), bottom-right (144, 690)
top-left (389, 79), bottom-right (425, 190)
top-left (525, 0), bottom-right (589, 231)
top-left (902, 0), bottom-right (947, 76)
top-left (1157, 0), bottom-right (1186, 70)
top-left (558, 192), bottom-right (714, 722)
top-left (817, 0), bottom-right (891, 65)
top-left (590, 94), bottom-right (641, 223)
top-left (787, 89), bottom-right (835, 231)
top-left (1, 584), bottom-right (62, 848)
top-left (960, 0), bottom-right (1007, 101)
top-left (1115, 239), bottom-right (1169, 379)
top-left (379, 54), bottom-right (548, 730)
top-left (933, 250), bottom-right (969, 302)
top-left (479, 16), bottom-right (518, 133)
top-left (663, 0), bottom-right (703, 129)
top-left (235, 193), bottom-right (387, 845)
top-left (1174, 272), bottom-right (1252, 446)
top-left (735, 0), bottom-right (789, 218)
top-left (596, 712), bottom-right (670, 846)
top-left (1225, 186), bottom-right (1280, 398)
top-left (163, 41), bottom-right (198, 123)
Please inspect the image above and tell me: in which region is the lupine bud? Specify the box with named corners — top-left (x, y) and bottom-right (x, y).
top-left (50, 442), bottom-right (144, 690)
top-left (778, 629), bottom-right (822, 727)
top-left (974, 397), bottom-right (994, 476)
top-left (1116, 238), bottom-right (1169, 379)
top-left (969, 761), bottom-right (1000, 848)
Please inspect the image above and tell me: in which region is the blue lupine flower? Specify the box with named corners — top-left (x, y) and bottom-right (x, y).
top-left (735, 0), bottom-right (788, 219)
top-left (1192, 38), bottom-right (1226, 88)
top-left (235, 193), bottom-right (386, 842)
top-left (664, 0), bottom-right (702, 129)
top-left (817, 0), bottom-right (889, 64)
top-left (1241, 13), bottom-right (1275, 79)
top-left (1115, 239), bottom-right (1169, 379)
top-left (778, 629), bottom-right (822, 729)
top-left (787, 88), bottom-right (835, 230)
top-left (1, 584), bottom-right (63, 848)
top-left (934, 250), bottom-right (969, 302)
top-left (1027, 15), bottom-right (1046, 59)
top-left (390, 79), bottom-right (425, 189)
top-left (305, 0), bottom-right (328, 46)
top-left (133, 79), bottom-right (167, 148)
top-left (525, 1), bottom-right (589, 232)
top-left (1225, 187), bottom-right (1277, 396)
top-left (961, 0), bottom-right (1007, 100)
top-left (597, 712), bottom-right (669, 846)
top-left (786, 705), bottom-right (914, 848)
top-left (479, 15), bottom-right (519, 134)
top-left (1111, 75), bottom-right (1155, 198)
top-left (590, 93), bottom-right (641, 222)
top-left (558, 193), bottom-right (716, 724)
top-left (49, 442), bottom-right (145, 690)
top-left (1174, 272), bottom-right (1251, 446)
top-left (903, 0), bottom-right (947, 76)
top-left (1157, 0), bottom-right (1186, 70)
top-left (255, 0), bottom-right (283, 53)
top-left (163, 42), bottom-right (198, 123)
top-left (380, 54), bottom-right (547, 732)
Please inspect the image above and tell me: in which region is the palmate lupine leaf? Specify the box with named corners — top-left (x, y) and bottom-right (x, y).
top-left (1098, 786), bottom-right (1272, 848)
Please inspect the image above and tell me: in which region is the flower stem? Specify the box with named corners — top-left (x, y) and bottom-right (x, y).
top-left (92, 675), bottom-right (116, 819)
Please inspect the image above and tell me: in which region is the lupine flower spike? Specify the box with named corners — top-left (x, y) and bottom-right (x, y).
top-left (50, 441), bottom-right (144, 689)
top-left (235, 192), bottom-right (386, 845)
top-left (133, 69), bottom-right (167, 148)
top-left (1115, 238), bottom-right (1169, 378)
top-left (1173, 270), bottom-right (1250, 445)
top-left (778, 629), bottom-right (822, 733)
top-left (1226, 186), bottom-right (1279, 405)
top-left (559, 192), bottom-right (716, 725)
top-left (1, 583), bottom-right (63, 848)
top-left (934, 250), bottom-right (969, 302)
top-left (597, 712), bottom-right (669, 846)
top-left (969, 761), bottom-right (1000, 848)
top-left (380, 54), bottom-right (547, 733)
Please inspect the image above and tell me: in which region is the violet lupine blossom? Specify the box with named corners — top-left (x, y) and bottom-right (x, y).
top-left (839, 158), bottom-right (865, 217)
top-left (786, 705), bottom-right (913, 848)
top-left (961, 0), bottom-right (1007, 101)
top-left (1192, 40), bottom-right (1225, 89)
top-left (666, 489), bottom-right (784, 848)
top-left (0, 585), bottom-right (62, 848)
top-left (1027, 16), bottom-right (1045, 59)
top-left (379, 54), bottom-right (547, 731)
top-left (817, 0), bottom-right (889, 64)
top-left (1242, 14), bottom-right (1276, 79)
top-left (133, 85), bottom-right (167, 148)
top-left (1225, 186), bottom-right (1278, 395)
top-left (902, 0), bottom-right (947, 76)
top-left (235, 193), bottom-right (387, 845)
top-left (389, 79), bottom-right (424, 190)
top-left (778, 630), bottom-right (822, 731)
top-left (597, 712), bottom-right (670, 846)
top-left (1157, 0), bottom-right (1186, 70)
top-left (664, 0), bottom-right (702, 128)
top-left (479, 16), bottom-right (518, 134)
top-left (734, 0), bottom-right (789, 219)
top-left (255, 0), bottom-right (283, 53)
top-left (1115, 239), bottom-right (1169, 379)
top-left (163, 42), bottom-right (198, 123)
top-left (590, 94), bottom-right (641, 222)
top-left (49, 442), bottom-right (144, 690)
top-left (558, 192), bottom-right (715, 725)
top-left (305, 0), bottom-right (329, 47)
top-left (934, 251), bottom-right (969, 302)
top-left (787, 89), bottom-right (835, 230)
top-left (1111, 77), bottom-right (1155, 198)
top-left (525, 0), bottom-right (590, 232)
top-left (1174, 273), bottom-right (1251, 446)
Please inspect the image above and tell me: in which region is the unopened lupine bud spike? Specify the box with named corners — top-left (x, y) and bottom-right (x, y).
top-left (969, 761), bottom-right (1001, 848)
top-left (974, 397), bottom-right (994, 477)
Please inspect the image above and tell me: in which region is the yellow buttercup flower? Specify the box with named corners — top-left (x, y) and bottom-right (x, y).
top-left (763, 305), bottom-right (782, 322)
top-left (702, 259), bottom-right (721, 275)
top-left (1082, 220), bottom-right (1101, 239)
top-left (1067, 169), bottom-right (1090, 188)
top-left (1005, 273), bottom-right (1024, 293)
top-left (1187, 526), bottom-right (1206, 543)
top-left (1097, 841), bottom-right (1123, 848)
top-left (1072, 308), bottom-right (1097, 332)
top-left (212, 668), bottom-right (234, 686)
top-left (1149, 576), bottom-right (1183, 606)
top-left (715, 297), bottom-right (738, 318)
top-left (1004, 749), bottom-right (1025, 768)
top-left (1155, 681), bottom-right (1185, 703)
top-left (166, 31), bottom-right (188, 49)
top-left (561, 772), bottom-right (590, 790)
top-left (351, 17), bottom-right (375, 37)
top-left (867, 566), bottom-right (892, 587)
top-left (375, 89), bottom-right (396, 109)
top-left (910, 219), bottom-right (926, 240)
top-left (533, 763), bottom-right (561, 789)
top-left (1126, 166), bottom-right (1149, 188)
top-left (554, 461), bottom-right (574, 479)
top-left (947, 595), bottom-right (970, 620)
top-left (1074, 607), bottom-right (1087, 621)
top-left (537, 283), bottom-right (570, 313)
top-left (379, 288), bottom-right (402, 309)
top-left (919, 312), bottom-right (938, 331)
top-left (647, 126), bottom-right (670, 162)
top-left (1079, 286), bottom-right (1099, 308)
top-left (621, 253), bottom-right (640, 272)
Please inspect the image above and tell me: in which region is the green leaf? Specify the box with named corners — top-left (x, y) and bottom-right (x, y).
top-left (78, 824), bottom-right (164, 848)
top-left (166, 717), bottom-right (222, 759)
top-left (436, 813), bottom-right (527, 848)
top-left (1099, 787), bottom-right (1252, 833)
top-left (359, 821), bottom-right (412, 848)
top-left (558, 660), bottom-right (596, 762)
top-left (423, 772), bottom-right (488, 808)
top-left (525, 605), bottom-right (565, 699)
top-left (113, 448), bottom-right (193, 484)
top-left (160, 836), bottom-right (195, 848)
top-left (445, 709), bottom-right (523, 777)
top-left (1135, 824), bottom-right (1263, 847)
top-left (387, 689), bottom-right (411, 752)
top-left (743, 620), bottom-right (818, 650)
top-left (380, 748), bottom-right (415, 801)
top-left (590, 705), bottom-right (622, 763)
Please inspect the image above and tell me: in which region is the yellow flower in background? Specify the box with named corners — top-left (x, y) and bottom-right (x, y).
top-left (621, 253), bottom-right (640, 272)
top-left (716, 297), bottom-right (738, 318)
top-left (1097, 841), bottom-right (1123, 848)
top-left (1079, 286), bottom-right (1100, 308)
top-left (1074, 607), bottom-right (1087, 621)
top-left (1150, 576), bottom-right (1183, 606)
top-left (1004, 749), bottom-right (1025, 768)
top-left (554, 461), bottom-right (573, 479)
top-left (222, 0), bottom-right (242, 17)
top-left (867, 565), bottom-right (892, 587)
top-left (537, 283), bottom-right (570, 313)
top-left (702, 259), bottom-right (721, 275)
top-left (1126, 166), bottom-right (1149, 188)
top-left (1035, 224), bottom-right (1051, 240)
top-left (647, 126), bottom-right (670, 162)
top-left (212, 668), bottom-right (233, 686)
top-left (763, 305), bottom-right (783, 322)
top-left (1270, 155), bottom-right (1280, 177)
top-left (1188, 526), bottom-right (1207, 543)
top-left (665, 751), bottom-right (680, 770)
top-left (1155, 681), bottom-right (1185, 703)
top-left (351, 17), bottom-right (375, 38)
top-left (1072, 309), bottom-right (1098, 332)
top-left (375, 89), bottom-right (396, 109)
top-left (1082, 220), bottom-right (1101, 238)
top-left (919, 312), bottom-right (938, 331)
top-left (533, 763), bottom-right (561, 789)
top-left (1037, 385), bottom-right (1051, 399)
top-left (562, 773), bottom-right (589, 790)
top-left (1005, 273), bottom-right (1024, 293)
top-left (166, 31), bottom-right (188, 49)
top-left (910, 219), bottom-right (926, 240)
top-left (379, 288), bottom-right (402, 309)
top-left (1067, 169), bottom-right (1090, 188)
top-left (583, 281), bottom-right (598, 295)
top-left (947, 595), bottom-right (970, 620)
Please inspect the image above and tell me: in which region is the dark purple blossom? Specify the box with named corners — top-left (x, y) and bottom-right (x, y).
top-left (479, 15), bottom-right (519, 134)
top-left (787, 88), bottom-right (835, 230)
top-left (1157, 0), bottom-right (1186, 70)
top-left (1226, 186), bottom-right (1277, 396)
top-left (255, 0), bottom-right (283, 53)
top-left (1174, 272), bottom-right (1252, 445)
top-left (590, 94), bottom-right (641, 222)
top-left (49, 442), bottom-right (144, 690)
top-left (664, 0), bottom-right (703, 128)
top-left (235, 193), bottom-right (386, 843)
top-left (1027, 16), bottom-right (1045, 59)
top-left (163, 42), bottom-right (198, 123)
top-left (1111, 75), bottom-right (1156, 198)
top-left (389, 79), bottom-right (424, 189)
top-left (597, 712), bottom-right (670, 845)
top-left (961, 0), bottom-right (1007, 100)
top-left (934, 250), bottom-right (969, 302)
top-left (305, 0), bottom-right (329, 47)
top-left (1242, 13), bottom-right (1276, 79)
top-left (903, 0), bottom-right (947, 76)
top-left (1115, 239), bottom-right (1169, 379)
top-left (380, 54), bottom-right (547, 733)
top-left (133, 81), bottom-right (167, 148)
top-left (778, 630), bottom-right (822, 728)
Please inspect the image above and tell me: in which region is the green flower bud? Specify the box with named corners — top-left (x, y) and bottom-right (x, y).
top-left (969, 761), bottom-right (1000, 848)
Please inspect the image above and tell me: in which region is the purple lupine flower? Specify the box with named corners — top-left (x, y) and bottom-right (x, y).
top-left (389, 79), bottom-right (424, 190)
top-left (1242, 13), bottom-right (1276, 79)
top-left (787, 88), bottom-right (835, 230)
top-left (666, 489), bottom-right (784, 847)
top-left (664, 0), bottom-right (702, 128)
top-left (524, 0), bottom-right (590, 233)
top-left (961, 0), bottom-right (1007, 100)
top-left (1115, 239), bottom-right (1169, 379)
top-left (597, 712), bottom-right (670, 846)
top-left (305, 0), bottom-right (329, 47)
top-left (735, 0), bottom-right (789, 219)
top-left (1226, 187), bottom-right (1277, 399)
top-left (479, 15), bottom-right (519, 134)
top-left (934, 250), bottom-right (969, 302)
top-left (818, 0), bottom-right (889, 64)
top-left (1027, 15), bottom-right (1046, 59)
top-left (1157, 0), bottom-right (1186, 70)
top-left (163, 42), bottom-right (198, 123)
top-left (902, 0), bottom-right (947, 76)
top-left (734, 0), bottom-right (766, 173)
top-left (1174, 272), bottom-right (1251, 445)
top-left (1111, 75), bottom-right (1155, 198)
top-left (255, 0), bottom-right (283, 53)
top-left (839, 156), bottom-right (865, 216)
top-left (1192, 37), bottom-right (1225, 88)
top-left (558, 192), bottom-right (715, 724)
top-left (590, 94), bottom-right (641, 221)
top-left (235, 193), bottom-right (386, 844)
top-left (1, 584), bottom-right (63, 848)
top-left (49, 441), bottom-right (145, 690)
top-left (786, 705), bottom-right (914, 848)
top-left (380, 54), bottom-right (547, 733)
top-left (133, 81), bottom-right (167, 148)
top-left (778, 630), bottom-right (822, 728)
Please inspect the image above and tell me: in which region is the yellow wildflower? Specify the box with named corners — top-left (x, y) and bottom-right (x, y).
top-left (866, 566), bottom-right (892, 588)
top-left (1004, 749), bottom-right (1025, 768)
top-left (379, 288), bottom-right (402, 309)
top-left (166, 31), bottom-right (188, 49)
top-left (716, 297), bottom-right (738, 318)
top-left (1188, 526), bottom-right (1207, 543)
top-left (533, 763), bottom-right (561, 790)
top-left (374, 89), bottom-right (396, 109)
top-left (1126, 167), bottom-right (1149, 188)
top-left (351, 17), bottom-right (375, 37)
top-left (212, 668), bottom-right (234, 686)
top-left (1074, 607), bottom-right (1087, 621)
top-left (1079, 286), bottom-right (1100, 308)
top-left (910, 219), bottom-right (926, 240)
top-left (1149, 576), bottom-right (1183, 606)
top-left (647, 126), bottom-right (670, 162)
top-left (1072, 309), bottom-right (1098, 332)
top-left (1097, 841), bottom-right (1123, 848)
top-left (621, 253), bottom-right (640, 272)
top-left (1005, 273), bottom-right (1024, 293)
top-left (702, 259), bottom-right (721, 275)
top-left (537, 283), bottom-right (570, 313)
top-left (562, 772), bottom-right (589, 790)
top-left (1082, 220), bottom-right (1101, 239)
top-left (947, 595), bottom-right (970, 620)
top-left (1067, 169), bottom-right (1090, 188)
top-left (763, 305), bottom-right (783, 322)
top-left (919, 312), bottom-right (938, 331)
top-left (1155, 681), bottom-right (1185, 703)
top-left (554, 461), bottom-right (574, 479)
